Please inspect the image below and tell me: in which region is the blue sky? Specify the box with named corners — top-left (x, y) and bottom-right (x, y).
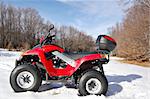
top-left (3, 0), bottom-right (124, 38)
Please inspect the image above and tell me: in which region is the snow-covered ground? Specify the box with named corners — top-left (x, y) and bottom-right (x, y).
top-left (0, 49), bottom-right (150, 99)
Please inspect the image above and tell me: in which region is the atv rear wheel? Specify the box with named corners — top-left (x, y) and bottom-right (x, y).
top-left (78, 70), bottom-right (108, 96)
top-left (10, 64), bottom-right (42, 92)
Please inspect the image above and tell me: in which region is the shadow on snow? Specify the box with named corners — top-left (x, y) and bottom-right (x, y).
top-left (38, 82), bottom-right (64, 92)
top-left (38, 81), bottom-right (76, 92)
top-left (37, 74), bottom-right (142, 96)
top-left (106, 74), bottom-right (142, 96)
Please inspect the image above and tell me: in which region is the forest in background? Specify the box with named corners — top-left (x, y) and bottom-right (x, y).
top-left (0, 1), bottom-right (94, 52)
top-left (0, 0), bottom-right (150, 63)
top-left (110, 0), bottom-right (150, 62)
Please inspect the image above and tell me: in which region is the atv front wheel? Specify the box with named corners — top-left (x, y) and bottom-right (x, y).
top-left (78, 70), bottom-right (108, 96)
top-left (10, 64), bottom-right (42, 92)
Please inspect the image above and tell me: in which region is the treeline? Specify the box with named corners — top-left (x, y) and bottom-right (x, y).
top-left (56, 26), bottom-right (95, 52)
top-left (110, 0), bottom-right (150, 62)
top-left (0, 2), bottom-right (94, 52)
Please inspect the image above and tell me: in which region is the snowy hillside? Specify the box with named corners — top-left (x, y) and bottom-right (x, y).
top-left (0, 49), bottom-right (150, 99)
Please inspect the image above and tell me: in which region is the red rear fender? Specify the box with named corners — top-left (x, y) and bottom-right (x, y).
top-left (75, 54), bottom-right (102, 69)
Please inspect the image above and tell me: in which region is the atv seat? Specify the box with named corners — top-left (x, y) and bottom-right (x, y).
top-left (63, 52), bottom-right (97, 60)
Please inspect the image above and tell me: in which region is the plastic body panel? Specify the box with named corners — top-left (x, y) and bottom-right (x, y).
top-left (22, 44), bottom-right (102, 77)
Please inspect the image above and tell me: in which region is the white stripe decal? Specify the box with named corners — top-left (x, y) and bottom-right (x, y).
top-left (52, 51), bottom-right (76, 67)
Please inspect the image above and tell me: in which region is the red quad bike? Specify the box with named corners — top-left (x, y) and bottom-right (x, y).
top-left (10, 25), bottom-right (116, 96)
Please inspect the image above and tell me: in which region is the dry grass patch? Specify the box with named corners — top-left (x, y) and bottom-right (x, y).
top-left (119, 60), bottom-right (150, 68)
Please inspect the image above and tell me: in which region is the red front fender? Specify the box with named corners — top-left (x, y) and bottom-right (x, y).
top-left (21, 48), bottom-right (56, 76)
top-left (22, 48), bottom-right (43, 56)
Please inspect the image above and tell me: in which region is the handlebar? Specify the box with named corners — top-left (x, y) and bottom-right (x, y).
top-left (46, 24), bottom-right (55, 39)
top-left (40, 24), bottom-right (55, 46)
top-left (48, 24), bottom-right (54, 32)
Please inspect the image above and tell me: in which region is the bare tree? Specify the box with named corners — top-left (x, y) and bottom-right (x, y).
top-left (110, 0), bottom-right (150, 62)
top-left (0, 1), bottom-right (95, 52)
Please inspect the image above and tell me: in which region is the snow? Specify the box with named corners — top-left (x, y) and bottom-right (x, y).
top-left (110, 57), bottom-right (124, 60)
top-left (0, 49), bottom-right (150, 99)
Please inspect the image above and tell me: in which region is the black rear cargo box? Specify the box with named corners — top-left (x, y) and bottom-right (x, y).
top-left (96, 35), bottom-right (116, 52)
